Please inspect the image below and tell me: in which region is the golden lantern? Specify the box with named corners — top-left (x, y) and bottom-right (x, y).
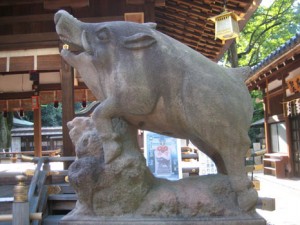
top-left (208, 10), bottom-right (243, 44)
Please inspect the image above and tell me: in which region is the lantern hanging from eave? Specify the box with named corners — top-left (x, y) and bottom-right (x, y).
top-left (208, 10), bottom-right (243, 44)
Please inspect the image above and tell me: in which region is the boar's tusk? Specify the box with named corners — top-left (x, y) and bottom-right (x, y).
top-left (82, 30), bottom-right (92, 54)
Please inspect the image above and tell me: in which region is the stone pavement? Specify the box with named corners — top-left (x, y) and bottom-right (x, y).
top-left (254, 172), bottom-right (300, 225)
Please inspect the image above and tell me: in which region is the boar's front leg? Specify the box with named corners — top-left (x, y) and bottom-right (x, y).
top-left (92, 97), bottom-right (121, 164)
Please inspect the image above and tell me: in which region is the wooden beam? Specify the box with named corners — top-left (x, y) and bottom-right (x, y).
top-left (33, 105), bottom-right (42, 157)
top-left (165, 3), bottom-right (209, 21)
top-left (61, 58), bottom-right (75, 167)
top-left (263, 89), bottom-right (271, 153)
top-left (157, 28), bottom-right (217, 57)
top-left (0, 41), bottom-right (58, 51)
top-left (0, 15), bottom-right (123, 51)
top-left (155, 8), bottom-right (212, 27)
top-left (0, 58), bottom-right (6, 72)
top-left (0, 69), bottom-right (59, 75)
top-left (156, 18), bottom-right (216, 44)
top-left (0, 0), bottom-right (42, 6)
top-left (0, 14), bottom-right (53, 25)
top-left (126, 0), bottom-right (165, 7)
top-left (81, 16), bottom-right (124, 23)
top-left (156, 26), bottom-right (219, 52)
top-left (247, 48), bottom-right (300, 85)
top-left (283, 77), bottom-right (294, 177)
top-left (0, 92), bottom-right (34, 101)
top-left (250, 55), bottom-right (300, 88)
top-left (0, 33), bottom-right (59, 51)
top-left (203, 0), bottom-right (250, 12)
top-left (43, 0), bottom-right (89, 9)
top-left (0, 33), bottom-right (58, 44)
top-left (0, 99), bottom-right (32, 111)
top-left (37, 55), bottom-right (61, 71)
top-left (144, 0), bottom-right (155, 22)
top-left (0, 14), bottom-right (123, 26)
top-left (10, 56), bottom-right (34, 72)
top-left (170, 0), bottom-right (213, 15)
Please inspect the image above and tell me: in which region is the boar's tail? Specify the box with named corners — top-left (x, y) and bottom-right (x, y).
top-left (226, 66), bottom-right (251, 83)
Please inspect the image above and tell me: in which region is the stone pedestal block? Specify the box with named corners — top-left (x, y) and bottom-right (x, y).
top-left (59, 215), bottom-right (266, 225)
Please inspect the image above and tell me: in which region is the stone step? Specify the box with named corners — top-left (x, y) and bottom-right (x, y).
top-left (48, 194), bottom-right (77, 201)
top-left (43, 215), bottom-right (64, 225)
top-left (48, 194), bottom-right (77, 211)
top-left (59, 183), bottom-right (75, 194)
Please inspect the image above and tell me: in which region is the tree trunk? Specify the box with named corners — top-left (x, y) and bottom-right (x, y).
top-left (228, 40), bottom-right (239, 68)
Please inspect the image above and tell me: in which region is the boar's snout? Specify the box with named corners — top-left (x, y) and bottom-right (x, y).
top-left (54, 10), bottom-right (64, 25)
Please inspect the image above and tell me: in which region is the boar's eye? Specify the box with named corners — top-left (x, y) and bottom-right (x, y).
top-left (96, 28), bottom-right (110, 42)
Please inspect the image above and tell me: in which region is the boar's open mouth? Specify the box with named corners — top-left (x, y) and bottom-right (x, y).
top-left (58, 31), bottom-right (92, 56)
top-left (55, 10), bottom-right (92, 56)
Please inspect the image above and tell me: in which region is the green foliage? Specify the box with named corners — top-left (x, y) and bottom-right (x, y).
top-left (25, 103), bottom-right (63, 127)
top-left (237, 0), bottom-right (300, 67)
top-left (248, 90), bottom-right (264, 143)
top-left (41, 104), bottom-right (63, 126)
top-left (251, 90), bottom-right (264, 123)
top-left (222, 0), bottom-right (300, 67)
top-left (0, 112), bottom-right (13, 150)
top-left (221, 0), bottom-right (300, 143)
top-left (24, 102), bottom-right (90, 127)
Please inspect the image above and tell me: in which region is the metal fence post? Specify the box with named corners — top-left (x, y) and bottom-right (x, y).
top-left (13, 175), bottom-right (29, 225)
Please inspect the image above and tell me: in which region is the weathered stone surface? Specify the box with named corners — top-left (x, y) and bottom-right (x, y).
top-left (55, 9), bottom-right (261, 219)
top-left (65, 117), bottom-right (262, 221)
top-left (60, 216), bottom-right (266, 225)
top-left (67, 117), bottom-right (155, 217)
top-left (137, 175), bottom-right (239, 217)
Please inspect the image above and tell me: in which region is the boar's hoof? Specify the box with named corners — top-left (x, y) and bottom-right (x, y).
top-left (237, 188), bottom-right (258, 211)
top-left (103, 139), bottom-right (122, 164)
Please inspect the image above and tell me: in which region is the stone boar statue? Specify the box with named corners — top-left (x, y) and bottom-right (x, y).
top-left (55, 10), bottom-right (257, 211)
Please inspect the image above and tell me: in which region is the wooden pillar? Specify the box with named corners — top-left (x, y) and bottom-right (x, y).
top-left (263, 88), bottom-right (271, 154)
top-left (283, 75), bottom-right (294, 177)
top-left (33, 107), bottom-right (42, 157)
top-left (144, 0), bottom-right (155, 22)
top-left (61, 58), bottom-right (75, 168)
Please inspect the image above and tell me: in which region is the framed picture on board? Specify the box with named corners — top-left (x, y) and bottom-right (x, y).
top-left (144, 131), bottom-right (182, 180)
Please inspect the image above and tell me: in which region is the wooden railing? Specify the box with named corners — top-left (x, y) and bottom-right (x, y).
top-left (0, 149), bottom-right (61, 162)
top-left (0, 156), bottom-right (75, 225)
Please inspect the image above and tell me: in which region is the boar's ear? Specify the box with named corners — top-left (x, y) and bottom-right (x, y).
top-left (122, 33), bottom-right (157, 50)
top-left (143, 22), bottom-right (157, 29)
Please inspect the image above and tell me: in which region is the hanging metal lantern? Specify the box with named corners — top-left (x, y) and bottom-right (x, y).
top-left (208, 10), bottom-right (242, 44)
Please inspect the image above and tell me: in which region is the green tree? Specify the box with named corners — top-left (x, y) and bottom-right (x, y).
top-left (25, 103), bottom-right (63, 127)
top-left (41, 104), bottom-right (63, 126)
top-left (248, 90), bottom-right (264, 142)
top-left (0, 112), bottom-right (13, 151)
top-left (223, 0), bottom-right (300, 142)
top-left (225, 0), bottom-right (300, 67)
top-left (24, 101), bottom-right (90, 127)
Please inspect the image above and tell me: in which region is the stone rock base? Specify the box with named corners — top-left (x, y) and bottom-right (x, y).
top-left (59, 215), bottom-right (266, 225)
